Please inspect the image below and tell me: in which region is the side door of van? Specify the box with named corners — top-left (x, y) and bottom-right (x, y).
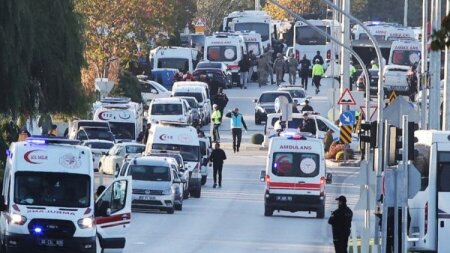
top-left (437, 149), bottom-right (450, 252)
top-left (199, 138), bottom-right (209, 185)
top-left (95, 176), bottom-right (132, 252)
top-left (315, 118), bottom-right (330, 139)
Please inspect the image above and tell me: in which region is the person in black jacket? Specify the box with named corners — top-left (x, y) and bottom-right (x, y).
top-left (312, 51), bottom-right (324, 65)
top-left (213, 88), bottom-right (229, 121)
top-left (238, 55), bottom-right (251, 89)
top-left (209, 142), bottom-right (227, 188)
top-left (299, 113), bottom-right (316, 135)
top-left (328, 196), bottom-right (353, 253)
top-left (299, 55), bottom-right (311, 89)
top-left (301, 100), bottom-right (314, 112)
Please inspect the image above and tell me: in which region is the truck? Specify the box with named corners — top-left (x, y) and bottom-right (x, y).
top-left (0, 137), bottom-right (132, 252)
top-left (149, 47), bottom-right (200, 74)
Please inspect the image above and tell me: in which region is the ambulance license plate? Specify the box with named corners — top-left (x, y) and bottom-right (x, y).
top-left (139, 196), bottom-right (156, 201)
top-left (39, 239), bottom-right (64, 247)
top-left (276, 196), bottom-right (292, 201)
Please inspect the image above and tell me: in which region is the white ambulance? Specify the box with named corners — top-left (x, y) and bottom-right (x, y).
top-left (145, 122), bottom-right (202, 198)
top-left (408, 130), bottom-right (450, 252)
top-left (237, 31), bottom-right (264, 57)
top-left (383, 40), bottom-right (421, 95)
top-left (0, 137), bottom-right (132, 253)
top-left (260, 133), bottom-right (332, 218)
top-left (149, 46), bottom-right (199, 73)
top-left (93, 97), bottom-right (143, 142)
top-left (204, 32), bottom-right (247, 86)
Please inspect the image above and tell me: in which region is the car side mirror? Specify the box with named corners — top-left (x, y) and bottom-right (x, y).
top-left (150, 89), bottom-right (158, 94)
top-left (252, 99), bottom-right (258, 103)
top-left (106, 208), bottom-right (112, 216)
top-left (326, 173), bottom-right (333, 184)
top-left (0, 196), bottom-right (6, 212)
top-left (260, 170), bottom-right (266, 182)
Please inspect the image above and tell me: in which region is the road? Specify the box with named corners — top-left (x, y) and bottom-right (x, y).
top-left (96, 78), bottom-right (366, 253)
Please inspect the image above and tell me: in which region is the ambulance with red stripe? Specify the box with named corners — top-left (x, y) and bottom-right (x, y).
top-left (204, 32), bottom-right (247, 86)
top-left (261, 133), bottom-right (331, 218)
top-left (0, 137), bottom-right (132, 252)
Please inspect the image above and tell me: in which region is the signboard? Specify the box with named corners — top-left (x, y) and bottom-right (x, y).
top-left (195, 18), bottom-right (205, 34)
top-left (337, 88), bottom-right (357, 105)
top-left (339, 111), bottom-right (356, 126)
top-left (389, 90), bottom-right (397, 103)
top-left (340, 125), bottom-right (353, 144)
top-left (360, 105), bottom-right (378, 121)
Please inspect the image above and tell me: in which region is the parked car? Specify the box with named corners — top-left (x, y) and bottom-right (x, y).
top-left (175, 96), bottom-right (202, 127)
top-left (138, 78), bottom-right (172, 104)
top-left (81, 140), bottom-right (114, 172)
top-left (99, 143), bottom-right (145, 175)
top-left (193, 69), bottom-right (231, 89)
top-left (148, 97), bottom-right (190, 124)
top-left (252, 91), bottom-right (293, 125)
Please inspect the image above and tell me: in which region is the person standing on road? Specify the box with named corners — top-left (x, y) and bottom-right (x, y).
top-left (407, 64), bottom-right (418, 102)
top-left (312, 59), bottom-right (325, 94)
top-left (299, 55), bottom-right (311, 89)
top-left (213, 88), bottom-right (229, 121)
top-left (273, 53), bottom-right (285, 86)
top-left (225, 108), bottom-right (248, 153)
top-left (248, 50), bottom-right (257, 82)
top-left (209, 142), bottom-right (227, 188)
top-left (328, 195), bottom-right (353, 253)
top-left (238, 54), bottom-right (250, 89)
top-left (265, 47), bottom-right (275, 85)
top-left (287, 53), bottom-right (299, 85)
top-left (312, 51), bottom-right (324, 65)
top-left (299, 112), bottom-right (316, 135)
top-left (211, 104), bottom-right (222, 142)
top-left (301, 100), bottom-right (314, 112)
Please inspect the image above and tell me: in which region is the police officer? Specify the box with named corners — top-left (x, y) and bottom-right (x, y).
top-left (211, 104), bottom-right (222, 142)
top-left (225, 108), bottom-right (248, 153)
top-left (301, 100), bottom-right (314, 112)
top-left (328, 195), bottom-right (353, 253)
top-left (312, 59), bottom-right (324, 94)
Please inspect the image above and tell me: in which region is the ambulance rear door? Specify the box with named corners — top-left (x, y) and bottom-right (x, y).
top-left (436, 148), bottom-right (450, 252)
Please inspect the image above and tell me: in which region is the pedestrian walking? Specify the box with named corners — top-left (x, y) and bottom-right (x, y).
top-left (299, 55), bottom-right (311, 89)
top-left (370, 60), bottom-right (379, 70)
top-left (407, 64), bottom-right (418, 102)
top-left (209, 142), bottom-right (227, 188)
top-left (211, 104), bottom-right (222, 142)
top-left (248, 51), bottom-right (257, 82)
top-left (273, 53), bottom-right (285, 86)
top-left (328, 195), bottom-right (353, 253)
top-left (312, 51), bottom-right (324, 65)
top-left (312, 59), bottom-right (325, 94)
top-left (213, 88), bottom-right (229, 121)
top-left (225, 108), bottom-right (248, 153)
top-left (301, 100), bottom-right (314, 112)
top-left (238, 54), bottom-right (250, 89)
top-left (287, 53), bottom-right (298, 85)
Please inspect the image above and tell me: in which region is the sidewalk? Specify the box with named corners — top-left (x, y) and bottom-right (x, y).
top-left (325, 152), bottom-right (362, 168)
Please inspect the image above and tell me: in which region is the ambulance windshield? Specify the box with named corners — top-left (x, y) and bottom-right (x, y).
top-left (14, 172), bottom-right (90, 208)
top-left (272, 152), bottom-right (320, 177)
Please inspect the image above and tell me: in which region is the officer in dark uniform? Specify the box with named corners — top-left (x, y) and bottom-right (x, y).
top-left (299, 113), bottom-right (316, 135)
top-left (328, 195), bottom-right (353, 253)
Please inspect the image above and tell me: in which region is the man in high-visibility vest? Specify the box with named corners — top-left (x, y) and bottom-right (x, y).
top-left (211, 104), bottom-right (222, 142)
top-left (370, 60), bottom-right (379, 70)
top-left (312, 59), bottom-right (324, 94)
top-left (349, 61), bottom-right (357, 90)
top-left (225, 107), bottom-right (248, 153)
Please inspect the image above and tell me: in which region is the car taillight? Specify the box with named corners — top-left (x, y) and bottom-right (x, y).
top-left (320, 177), bottom-right (326, 196)
top-left (295, 50), bottom-right (300, 60)
top-left (266, 175), bottom-right (271, 186)
top-left (424, 202), bottom-right (428, 235)
top-left (326, 50), bottom-right (331, 60)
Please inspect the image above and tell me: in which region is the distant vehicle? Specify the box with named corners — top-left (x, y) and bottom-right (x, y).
top-left (175, 96), bottom-right (202, 127)
top-left (75, 126), bottom-right (115, 142)
top-left (356, 69), bottom-right (379, 96)
top-left (277, 85), bottom-right (311, 106)
top-left (68, 120), bottom-right (110, 140)
top-left (93, 97), bottom-right (144, 142)
top-left (238, 31), bottom-right (264, 57)
top-left (149, 46), bottom-right (199, 73)
top-left (81, 140), bottom-right (114, 171)
top-left (193, 69), bottom-right (230, 89)
top-left (151, 68), bottom-right (179, 90)
top-left (195, 61), bottom-right (230, 74)
top-left (119, 156), bottom-right (178, 214)
top-left (172, 85), bottom-right (211, 125)
top-left (148, 97), bottom-right (190, 125)
top-left (252, 91), bottom-right (293, 125)
top-left (99, 142), bottom-right (145, 175)
top-left (138, 78), bottom-right (171, 104)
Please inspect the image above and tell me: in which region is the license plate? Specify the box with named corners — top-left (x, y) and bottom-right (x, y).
top-left (276, 196), bottom-right (292, 201)
top-left (39, 239), bottom-right (64, 247)
top-left (138, 195), bottom-right (156, 201)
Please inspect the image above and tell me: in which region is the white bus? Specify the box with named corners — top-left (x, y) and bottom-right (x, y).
top-left (408, 130), bottom-right (450, 252)
top-left (149, 47), bottom-right (199, 74)
top-left (293, 19), bottom-right (339, 62)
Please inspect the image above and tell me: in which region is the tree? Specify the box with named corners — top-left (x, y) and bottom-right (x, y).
top-left (264, 0), bottom-right (326, 20)
top-left (110, 71), bottom-right (143, 103)
top-left (195, 0), bottom-right (254, 34)
top-left (431, 13), bottom-right (450, 51)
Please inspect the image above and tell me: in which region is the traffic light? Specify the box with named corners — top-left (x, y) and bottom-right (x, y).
top-left (388, 122), bottom-right (417, 166)
top-left (360, 121), bottom-right (377, 148)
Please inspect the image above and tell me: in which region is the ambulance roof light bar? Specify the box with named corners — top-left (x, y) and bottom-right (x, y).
top-left (26, 137), bottom-right (81, 145)
top-left (100, 97), bottom-right (131, 104)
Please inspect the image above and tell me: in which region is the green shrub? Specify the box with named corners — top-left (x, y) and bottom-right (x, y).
top-left (251, 133), bottom-right (264, 145)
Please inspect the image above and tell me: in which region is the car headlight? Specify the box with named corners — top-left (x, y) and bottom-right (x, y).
top-left (256, 106), bottom-right (265, 113)
top-left (9, 213), bottom-right (27, 225)
top-left (162, 188), bottom-right (173, 195)
top-left (78, 217), bottom-right (94, 229)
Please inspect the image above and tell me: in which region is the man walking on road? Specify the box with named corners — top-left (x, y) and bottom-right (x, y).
top-left (299, 55), bottom-right (311, 89)
top-left (238, 54), bottom-right (250, 89)
top-left (213, 88), bottom-right (229, 121)
top-left (209, 142), bottom-right (227, 188)
top-left (273, 53), bottom-right (285, 86)
top-left (287, 53), bottom-right (298, 85)
top-left (328, 195), bottom-right (353, 253)
top-left (211, 104), bottom-right (222, 142)
top-left (225, 108), bottom-right (248, 153)
top-left (312, 59), bottom-right (324, 94)
top-left (312, 51), bottom-right (324, 65)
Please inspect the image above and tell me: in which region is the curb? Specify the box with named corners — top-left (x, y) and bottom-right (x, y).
top-left (326, 160), bottom-right (361, 168)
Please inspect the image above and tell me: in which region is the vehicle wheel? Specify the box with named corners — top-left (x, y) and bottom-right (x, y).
top-left (167, 207), bottom-right (175, 214)
top-left (264, 205), bottom-right (273, 217)
top-left (201, 175), bottom-right (207, 186)
top-left (316, 205), bottom-right (325, 219)
top-left (175, 203), bottom-right (183, 211)
top-left (193, 187), bottom-right (201, 198)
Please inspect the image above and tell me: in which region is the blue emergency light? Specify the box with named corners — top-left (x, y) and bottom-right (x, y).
top-left (33, 226), bottom-right (43, 234)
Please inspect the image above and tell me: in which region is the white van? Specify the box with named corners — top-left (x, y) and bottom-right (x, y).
top-left (172, 86), bottom-right (211, 125)
top-left (149, 46), bottom-right (199, 73)
top-left (145, 122), bottom-right (202, 198)
top-left (1, 137), bottom-right (132, 252)
top-left (260, 133), bottom-right (331, 218)
top-left (148, 97), bottom-right (190, 124)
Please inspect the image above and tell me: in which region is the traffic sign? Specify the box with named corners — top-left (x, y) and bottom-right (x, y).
top-left (360, 105), bottom-right (378, 121)
top-left (340, 125), bottom-right (353, 144)
top-left (339, 111), bottom-right (356, 126)
top-left (337, 88), bottom-right (357, 105)
top-left (389, 90), bottom-right (397, 102)
top-left (195, 18), bottom-right (205, 34)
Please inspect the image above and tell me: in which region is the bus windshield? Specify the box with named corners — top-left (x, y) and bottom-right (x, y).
top-left (296, 26), bottom-right (329, 45)
top-left (234, 23), bottom-right (270, 41)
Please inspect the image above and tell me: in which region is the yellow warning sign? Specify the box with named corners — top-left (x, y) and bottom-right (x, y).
top-left (389, 90), bottom-right (397, 102)
top-left (340, 125), bottom-right (352, 144)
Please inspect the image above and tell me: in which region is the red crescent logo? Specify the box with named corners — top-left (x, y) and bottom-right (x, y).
top-left (98, 112), bottom-right (107, 120)
top-left (24, 150), bottom-right (46, 164)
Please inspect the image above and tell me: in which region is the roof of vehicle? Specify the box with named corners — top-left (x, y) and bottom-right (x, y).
top-left (132, 156), bottom-right (171, 167)
top-left (278, 86), bottom-right (306, 91)
top-left (151, 97), bottom-right (186, 104)
top-left (82, 139), bottom-right (114, 144)
top-left (173, 81), bottom-right (209, 87)
top-left (174, 96), bottom-right (199, 103)
top-left (114, 142), bottom-right (145, 147)
top-left (173, 86), bottom-right (206, 92)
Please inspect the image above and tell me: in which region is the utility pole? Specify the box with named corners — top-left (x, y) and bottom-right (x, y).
top-left (444, 0), bottom-right (450, 130)
top-left (421, 0), bottom-right (428, 129)
top-left (255, 0), bottom-right (261, 10)
top-left (429, 0), bottom-right (442, 130)
top-left (404, 0), bottom-right (408, 26)
top-left (340, 0), bottom-right (351, 113)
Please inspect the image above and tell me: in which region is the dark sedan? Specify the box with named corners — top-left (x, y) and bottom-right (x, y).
top-left (252, 91), bottom-right (294, 125)
top-left (193, 69), bottom-right (231, 89)
top-left (356, 69), bottom-right (379, 96)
